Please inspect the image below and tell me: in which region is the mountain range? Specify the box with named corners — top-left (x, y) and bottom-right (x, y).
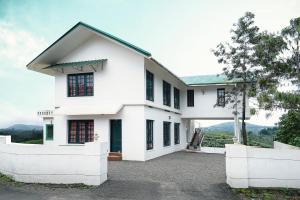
top-left (5, 124), bottom-right (43, 131)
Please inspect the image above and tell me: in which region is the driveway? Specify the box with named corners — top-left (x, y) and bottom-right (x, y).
top-left (0, 151), bottom-right (238, 200)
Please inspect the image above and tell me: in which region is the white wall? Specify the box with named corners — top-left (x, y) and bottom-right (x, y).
top-left (144, 106), bottom-right (188, 160)
top-left (274, 141), bottom-right (300, 150)
top-left (226, 144), bottom-right (300, 189)
top-left (55, 35), bottom-right (145, 110)
top-left (181, 85), bottom-right (250, 119)
top-left (0, 136), bottom-right (107, 186)
top-left (52, 105), bottom-right (145, 161)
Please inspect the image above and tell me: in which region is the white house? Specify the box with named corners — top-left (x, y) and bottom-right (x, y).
top-left (28, 22), bottom-right (250, 161)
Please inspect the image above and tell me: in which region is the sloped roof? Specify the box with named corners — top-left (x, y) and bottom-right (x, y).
top-left (27, 22), bottom-right (151, 68)
top-left (180, 74), bottom-right (240, 86)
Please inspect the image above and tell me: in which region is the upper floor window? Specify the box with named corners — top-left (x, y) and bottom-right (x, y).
top-left (68, 120), bottom-right (94, 144)
top-left (187, 90), bottom-right (194, 107)
top-left (163, 81), bottom-right (171, 106)
top-left (68, 73), bottom-right (94, 97)
top-left (174, 87), bottom-right (180, 109)
top-left (217, 88), bottom-right (225, 107)
top-left (146, 70), bottom-right (154, 101)
top-left (174, 123), bottom-right (180, 145)
top-left (146, 120), bottom-right (154, 150)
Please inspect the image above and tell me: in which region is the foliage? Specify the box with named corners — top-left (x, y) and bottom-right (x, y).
top-left (256, 17), bottom-right (300, 111)
top-left (276, 110), bottom-right (300, 147)
top-left (202, 132), bottom-right (233, 148)
top-left (213, 12), bottom-right (261, 145)
top-left (247, 133), bottom-right (274, 148)
top-left (22, 139), bottom-right (43, 144)
top-left (233, 188), bottom-right (300, 200)
top-left (202, 130), bottom-right (275, 148)
top-left (0, 129), bottom-right (43, 143)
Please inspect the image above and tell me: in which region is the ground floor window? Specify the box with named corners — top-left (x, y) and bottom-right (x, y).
top-left (46, 124), bottom-right (53, 140)
top-left (163, 121), bottom-right (171, 147)
top-left (174, 123), bottom-right (180, 145)
top-left (146, 120), bottom-right (154, 150)
top-left (68, 120), bottom-right (94, 144)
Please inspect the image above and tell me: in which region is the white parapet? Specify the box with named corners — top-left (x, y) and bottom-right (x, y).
top-left (0, 136), bottom-right (108, 186)
top-left (226, 144), bottom-right (300, 189)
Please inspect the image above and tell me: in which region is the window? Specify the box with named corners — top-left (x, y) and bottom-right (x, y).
top-left (146, 70), bottom-right (154, 101)
top-left (174, 123), bottom-right (180, 145)
top-left (217, 88), bottom-right (225, 107)
top-left (163, 122), bottom-right (171, 147)
top-left (45, 124), bottom-right (53, 140)
top-left (174, 87), bottom-right (180, 109)
top-left (163, 81), bottom-right (171, 106)
top-left (187, 90), bottom-right (194, 107)
top-left (146, 120), bottom-right (154, 150)
top-left (68, 120), bottom-right (94, 144)
top-left (68, 73), bottom-right (94, 97)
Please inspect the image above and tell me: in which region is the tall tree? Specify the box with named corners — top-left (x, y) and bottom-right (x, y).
top-left (256, 17), bottom-right (300, 111)
top-left (213, 12), bottom-right (260, 145)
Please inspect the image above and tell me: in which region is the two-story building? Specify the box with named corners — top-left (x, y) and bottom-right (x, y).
top-left (28, 22), bottom-right (250, 161)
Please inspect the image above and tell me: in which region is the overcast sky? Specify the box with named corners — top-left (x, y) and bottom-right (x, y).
top-left (0, 0), bottom-right (299, 128)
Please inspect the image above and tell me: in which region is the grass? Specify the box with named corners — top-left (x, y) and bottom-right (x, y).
top-left (21, 139), bottom-right (43, 144)
top-left (233, 188), bottom-right (300, 200)
top-left (0, 172), bottom-right (93, 189)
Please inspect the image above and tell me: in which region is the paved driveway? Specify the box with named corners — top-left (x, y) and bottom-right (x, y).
top-left (0, 151), bottom-right (238, 200)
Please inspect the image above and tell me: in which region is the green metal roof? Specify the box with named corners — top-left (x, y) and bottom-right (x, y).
top-left (79, 22), bottom-right (151, 57)
top-left (44, 59), bottom-right (107, 69)
top-left (180, 74), bottom-right (240, 85)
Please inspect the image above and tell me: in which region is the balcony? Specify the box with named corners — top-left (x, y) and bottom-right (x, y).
top-left (37, 110), bottom-right (53, 118)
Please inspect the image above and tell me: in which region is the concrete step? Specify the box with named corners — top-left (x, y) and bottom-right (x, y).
top-left (108, 152), bottom-right (122, 161)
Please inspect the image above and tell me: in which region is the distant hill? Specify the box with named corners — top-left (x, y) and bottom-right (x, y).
top-left (6, 124), bottom-right (43, 131)
top-left (203, 122), bottom-right (273, 135)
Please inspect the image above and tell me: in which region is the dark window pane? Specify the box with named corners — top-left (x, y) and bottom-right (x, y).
top-left (174, 123), bottom-right (180, 145)
top-left (187, 90), bottom-right (194, 107)
top-left (163, 81), bottom-right (171, 106)
top-left (163, 122), bottom-right (171, 147)
top-left (67, 73), bottom-right (94, 97)
top-left (68, 120), bottom-right (94, 144)
top-left (46, 124), bottom-right (53, 140)
top-left (217, 88), bottom-right (225, 107)
top-left (146, 70), bottom-right (154, 101)
top-left (146, 120), bottom-right (154, 150)
top-left (174, 87), bottom-right (180, 109)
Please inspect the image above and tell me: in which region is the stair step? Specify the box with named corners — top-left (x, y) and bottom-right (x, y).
top-left (109, 152), bottom-right (122, 156)
top-left (108, 152), bottom-right (122, 161)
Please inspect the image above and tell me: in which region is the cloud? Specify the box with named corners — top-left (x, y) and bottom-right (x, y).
top-left (0, 21), bottom-right (48, 68)
top-left (0, 100), bottom-right (41, 128)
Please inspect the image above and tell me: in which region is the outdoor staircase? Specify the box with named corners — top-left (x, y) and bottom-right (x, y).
top-left (108, 152), bottom-right (122, 161)
top-left (187, 128), bottom-right (204, 151)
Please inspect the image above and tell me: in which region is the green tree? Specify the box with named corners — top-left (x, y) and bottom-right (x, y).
top-left (276, 110), bottom-right (300, 147)
top-left (256, 17), bottom-right (300, 111)
top-left (213, 12), bottom-right (260, 145)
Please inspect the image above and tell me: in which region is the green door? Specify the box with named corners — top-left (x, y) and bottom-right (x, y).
top-left (110, 120), bottom-right (122, 152)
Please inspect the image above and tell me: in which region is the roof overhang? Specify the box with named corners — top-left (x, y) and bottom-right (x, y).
top-left (54, 105), bottom-right (123, 116)
top-left (27, 22), bottom-right (151, 75)
top-left (42, 59), bottom-right (107, 75)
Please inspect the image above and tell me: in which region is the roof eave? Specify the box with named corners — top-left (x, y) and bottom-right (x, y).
top-left (27, 22), bottom-right (151, 68)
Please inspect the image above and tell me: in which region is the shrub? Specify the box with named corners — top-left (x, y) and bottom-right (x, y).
top-left (276, 110), bottom-right (300, 147)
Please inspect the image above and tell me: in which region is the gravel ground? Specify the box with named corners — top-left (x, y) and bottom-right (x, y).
top-left (0, 151), bottom-right (239, 200)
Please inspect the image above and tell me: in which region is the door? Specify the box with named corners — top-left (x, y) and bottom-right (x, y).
top-left (110, 120), bottom-right (122, 152)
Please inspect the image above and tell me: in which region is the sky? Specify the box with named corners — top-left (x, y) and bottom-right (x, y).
top-left (0, 0), bottom-right (299, 128)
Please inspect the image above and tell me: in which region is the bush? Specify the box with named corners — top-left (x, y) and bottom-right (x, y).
top-left (276, 110), bottom-right (300, 147)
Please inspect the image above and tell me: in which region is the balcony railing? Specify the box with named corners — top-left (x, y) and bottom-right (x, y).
top-left (37, 110), bottom-right (53, 117)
